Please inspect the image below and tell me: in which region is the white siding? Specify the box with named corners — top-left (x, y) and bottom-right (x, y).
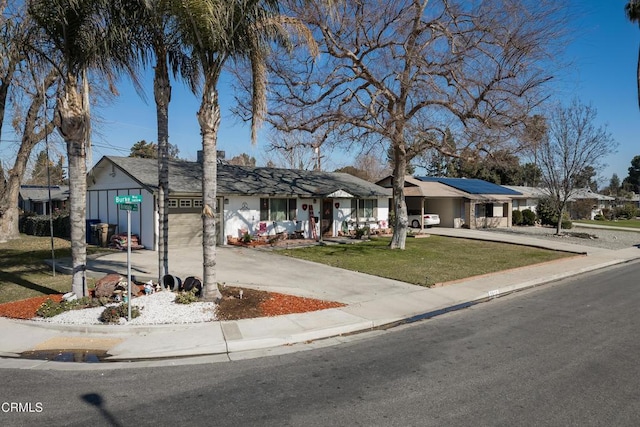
top-left (87, 166), bottom-right (154, 249)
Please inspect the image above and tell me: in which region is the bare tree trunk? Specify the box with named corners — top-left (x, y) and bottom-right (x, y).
top-left (390, 144), bottom-right (408, 250)
top-left (555, 205), bottom-right (564, 235)
top-left (58, 74), bottom-right (89, 297)
top-left (0, 72), bottom-right (56, 241)
top-left (154, 57), bottom-right (171, 284)
top-left (197, 73), bottom-right (222, 302)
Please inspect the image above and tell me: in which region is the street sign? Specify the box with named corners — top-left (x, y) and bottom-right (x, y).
top-left (114, 195), bottom-right (143, 322)
top-left (119, 203), bottom-right (138, 211)
top-left (115, 194), bottom-right (143, 204)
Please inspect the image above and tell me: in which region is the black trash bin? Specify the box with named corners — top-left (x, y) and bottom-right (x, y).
top-left (86, 219), bottom-right (100, 244)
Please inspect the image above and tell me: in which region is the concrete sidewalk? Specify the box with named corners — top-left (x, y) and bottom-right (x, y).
top-left (1, 228), bottom-right (639, 370)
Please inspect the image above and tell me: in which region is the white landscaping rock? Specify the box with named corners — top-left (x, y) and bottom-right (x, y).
top-left (31, 291), bottom-right (218, 325)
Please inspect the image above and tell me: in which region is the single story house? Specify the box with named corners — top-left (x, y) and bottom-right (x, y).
top-left (86, 156), bottom-right (391, 250)
top-left (505, 186), bottom-right (615, 219)
top-left (376, 176), bottom-right (521, 229)
top-left (19, 185), bottom-right (69, 215)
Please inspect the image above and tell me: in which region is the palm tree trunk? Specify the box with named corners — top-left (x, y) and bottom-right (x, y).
top-left (58, 74), bottom-right (89, 297)
top-left (154, 56), bottom-right (171, 284)
top-left (198, 72), bottom-right (222, 302)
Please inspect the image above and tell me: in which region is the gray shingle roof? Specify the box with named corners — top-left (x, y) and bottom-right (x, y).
top-left (95, 156), bottom-right (390, 198)
top-left (19, 185), bottom-right (69, 202)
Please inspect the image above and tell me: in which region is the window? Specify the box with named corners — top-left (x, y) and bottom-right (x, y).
top-left (193, 199), bottom-right (203, 208)
top-left (351, 199), bottom-right (377, 218)
top-left (260, 198), bottom-right (297, 221)
top-left (260, 198), bottom-right (269, 221)
top-left (168, 199), bottom-right (178, 208)
top-left (179, 199), bottom-right (192, 208)
top-left (486, 203), bottom-right (494, 218)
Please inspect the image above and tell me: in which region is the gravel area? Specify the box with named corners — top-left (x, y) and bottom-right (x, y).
top-left (482, 225), bottom-right (640, 250)
top-left (31, 291), bottom-right (217, 325)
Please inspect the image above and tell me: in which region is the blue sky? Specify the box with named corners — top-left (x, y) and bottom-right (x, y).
top-left (22, 1), bottom-right (640, 187)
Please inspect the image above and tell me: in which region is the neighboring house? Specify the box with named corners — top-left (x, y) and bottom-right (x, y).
top-left (504, 186), bottom-right (548, 214)
top-left (627, 193), bottom-right (640, 209)
top-left (19, 185), bottom-right (69, 215)
top-left (86, 156), bottom-right (391, 250)
top-left (505, 186), bottom-right (615, 220)
top-left (568, 188), bottom-right (615, 219)
top-left (376, 176), bottom-right (521, 229)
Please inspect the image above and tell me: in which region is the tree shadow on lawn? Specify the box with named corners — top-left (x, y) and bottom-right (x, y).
top-left (0, 271), bottom-right (62, 296)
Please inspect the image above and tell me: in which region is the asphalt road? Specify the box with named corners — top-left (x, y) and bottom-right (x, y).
top-left (2, 261), bottom-right (640, 426)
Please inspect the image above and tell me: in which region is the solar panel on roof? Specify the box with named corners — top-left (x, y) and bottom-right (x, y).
top-left (415, 177), bottom-right (522, 195)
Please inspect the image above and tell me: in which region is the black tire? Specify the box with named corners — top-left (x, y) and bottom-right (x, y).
top-left (182, 276), bottom-right (195, 292)
top-left (411, 220), bottom-right (420, 228)
top-left (162, 275), bottom-right (182, 291)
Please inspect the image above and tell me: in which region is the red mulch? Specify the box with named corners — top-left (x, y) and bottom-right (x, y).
top-left (260, 292), bottom-right (344, 317)
top-left (0, 295), bottom-right (64, 320)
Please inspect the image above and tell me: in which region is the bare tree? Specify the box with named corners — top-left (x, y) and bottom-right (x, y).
top-left (536, 100), bottom-right (617, 234)
top-left (263, 0), bottom-right (568, 249)
top-left (227, 153), bottom-right (257, 167)
top-left (262, 130), bottom-right (329, 170)
top-left (0, 3), bottom-right (59, 242)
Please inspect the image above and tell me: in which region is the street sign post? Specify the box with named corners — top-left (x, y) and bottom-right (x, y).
top-left (114, 195), bottom-right (143, 320)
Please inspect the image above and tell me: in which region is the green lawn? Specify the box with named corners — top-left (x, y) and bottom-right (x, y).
top-left (575, 219), bottom-right (640, 229)
top-left (280, 236), bottom-right (574, 286)
top-left (0, 235), bottom-right (112, 304)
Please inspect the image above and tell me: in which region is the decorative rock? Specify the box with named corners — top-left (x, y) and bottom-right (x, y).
top-left (94, 274), bottom-right (125, 298)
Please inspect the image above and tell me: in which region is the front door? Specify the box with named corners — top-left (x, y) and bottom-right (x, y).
top-left (321, 199), bottom-right (333, 237)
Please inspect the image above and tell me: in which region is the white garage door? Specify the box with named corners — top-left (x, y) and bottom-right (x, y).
top-left (168, 213), bottom-right (203, 247)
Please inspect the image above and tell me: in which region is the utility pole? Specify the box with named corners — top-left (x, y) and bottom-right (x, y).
top-left (44, 82), bottom-right (55, 276)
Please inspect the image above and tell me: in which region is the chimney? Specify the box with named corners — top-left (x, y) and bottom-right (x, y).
top-left (197, 150), bottom-right (225, 163)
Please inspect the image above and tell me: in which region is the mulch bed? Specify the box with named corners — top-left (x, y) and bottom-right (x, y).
top-left (217, 286), bottom-right (344, 320)
top-left (0, 287), bottom-right (345, 321)
top-left (0, 294), bottom-right (64, 320)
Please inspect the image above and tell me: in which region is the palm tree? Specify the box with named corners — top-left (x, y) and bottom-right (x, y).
top-left (170, 0), bottom-right (315, 301)
top-left (136, 1), bottom-right (200, 285)
top-left (28, 0), bottom-right (141, 296)
top-left (626, 1), bottom-right (640, 108)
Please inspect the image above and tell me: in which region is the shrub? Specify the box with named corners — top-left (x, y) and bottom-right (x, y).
top-left (571, 199), bottom-right (594, 220)
top-left (593, 214), bottom-right (605, 221)
top-left (512, 210), bottom-right (522, 226)
top-left (36, 299), bottom-right (69, 318)
top-left (35, 296), bottom-right (110, 318)
top-left (354, 226), bottom-right (370, 239)
top-left (613, 204), bottom-right (638, 220)
top-left (561, 220), bottom-right (573, 230)
top-left (99, 303), bottom-right (140, 323)
top-left (536, 198), bottom-right (558, 226)
top-left (175, 290), bottom-right (199, 304)
top-left (521, 209), bottom-right (536, 226)
top-left (19, 212), bottom-right (70, 237)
